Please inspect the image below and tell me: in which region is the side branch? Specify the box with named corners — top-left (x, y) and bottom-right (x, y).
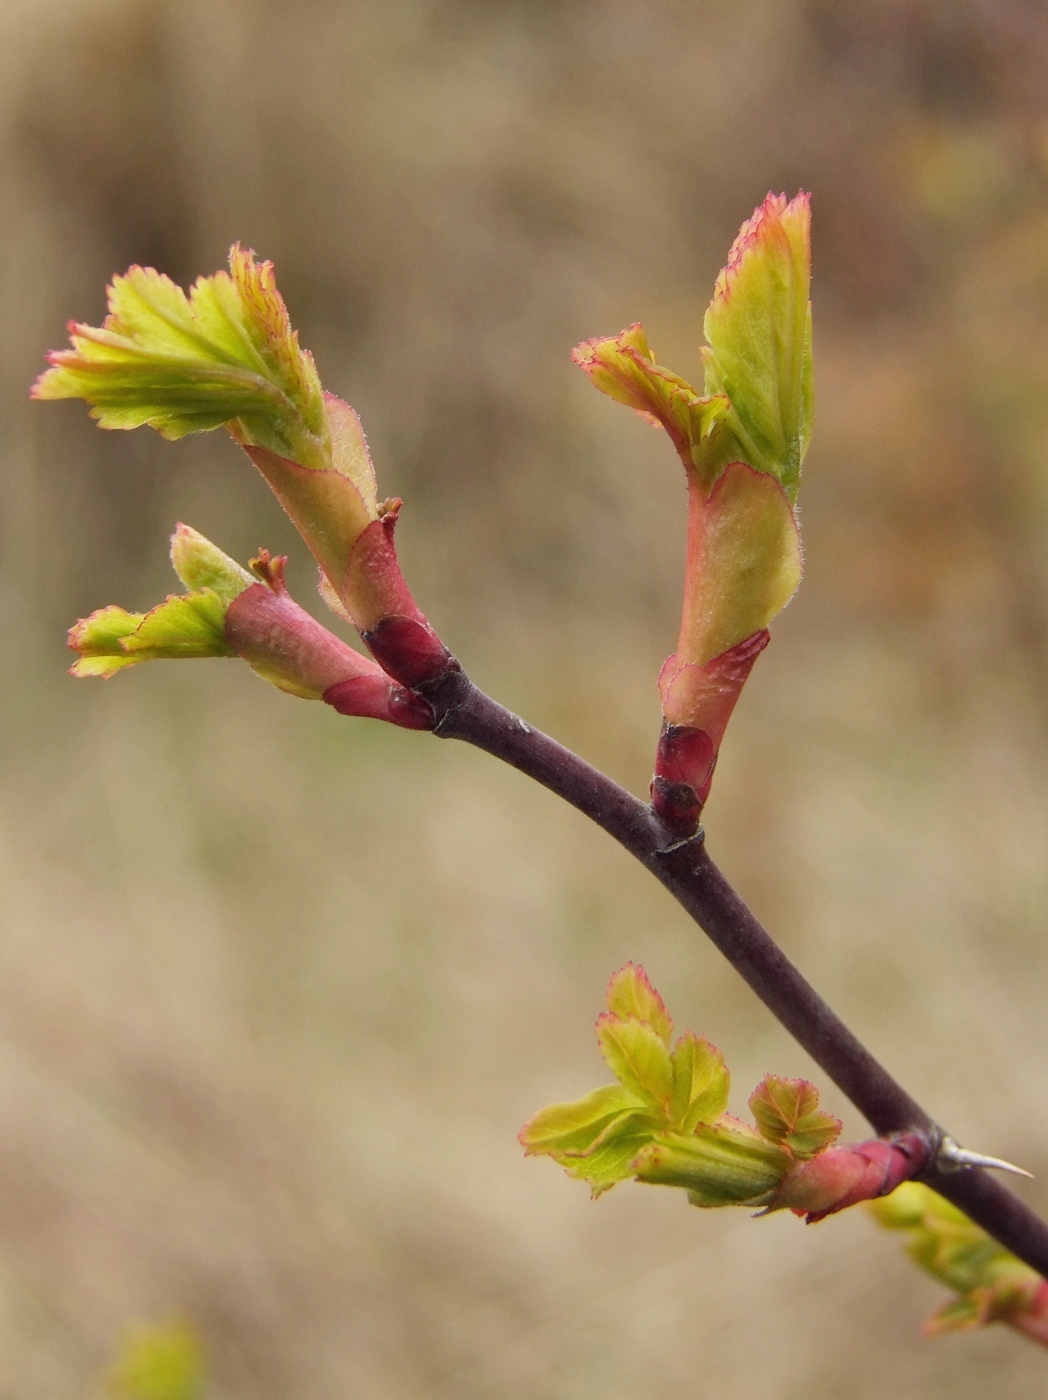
top-left (428, 670), bottom-right (1048, 1278)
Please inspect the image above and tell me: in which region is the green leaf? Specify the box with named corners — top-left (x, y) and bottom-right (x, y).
top-left (633, 1125), bottom-right (789, 1207)
top-left (669, 1031), bottom-right (730, 1131)
top-left (560, 1113), bottom-right (663, 1198)
top-left (518, 1083), bottom-right (647, 1159)
top-left (748, 1075), bottom-right (842, 1158)
top-left (702, 192), bottom-right (813, 501)
top-left (122, 591), bottom-right (233, 658)
top-left (34, 245), bottom-right (329, 470)
top-left (596, 1013), bottom-right (674, 1110)
top-left (169, 523), bottom-right (254, 601)
top-left (68, 592), bottom-right (234, 677)
top-left (604, 963), bottom-right (674, 1045)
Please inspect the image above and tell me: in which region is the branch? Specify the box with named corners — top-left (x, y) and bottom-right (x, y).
top-left (427, 668), bottom-right (1048, 1279)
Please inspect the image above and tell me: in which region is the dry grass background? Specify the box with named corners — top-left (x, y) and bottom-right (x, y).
top-left (2, 0), bottom-right (1048, 1394)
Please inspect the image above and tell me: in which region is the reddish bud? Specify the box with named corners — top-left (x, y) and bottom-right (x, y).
top-left (772, 1132), bottom-right (930, 1223)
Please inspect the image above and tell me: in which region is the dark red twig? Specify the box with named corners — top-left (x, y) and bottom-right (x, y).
top-left (426, 669), bottom-right (1048, 1278)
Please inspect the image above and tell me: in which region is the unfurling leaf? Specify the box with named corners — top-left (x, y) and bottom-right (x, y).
top-left (519, 1083), bottom-right (648, 1159)
top-left (573, 196), bottom-right (812, 825)
top-left (748, 1075), bottom-right (842, 1159)
top-left (66, 527), bottom-right (434, 729)
top-left (35, 246), bottom-right (328, 468)
top-left (703, 191), bottom-right (813, 501)
top-left (572, 324), bottom-right (730, 489)
top-left (170, 522), bottom-right (255, 600)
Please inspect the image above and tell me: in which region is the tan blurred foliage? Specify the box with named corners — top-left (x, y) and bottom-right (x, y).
top-left (2, 0), bottom-right (1048, 1394)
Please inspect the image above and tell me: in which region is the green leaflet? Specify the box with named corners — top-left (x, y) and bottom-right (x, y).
top-left (519, 1083), bottom-right (648, 1159)
top-left (669, 1032), bottom-right (730, 1133)
top-left (70, 591), bottom-right (234, 677)
top-left (571, 323), bottom-right (731, 490)
top-left (604, 962), bottom-right (674, 1044)
top-left (34, 245), bottom-right (329, 470)
top-left (170, 522), bottom-right (255, 601)
top-left (596, 1013), bottom-right (674, 1110)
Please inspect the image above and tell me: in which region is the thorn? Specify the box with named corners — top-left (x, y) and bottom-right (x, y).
top-left (936, 1136), bottom-right (1034, 1179)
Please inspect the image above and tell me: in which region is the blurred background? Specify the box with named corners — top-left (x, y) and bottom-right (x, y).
top-left (2, 0), bottom-right (1048, 1394)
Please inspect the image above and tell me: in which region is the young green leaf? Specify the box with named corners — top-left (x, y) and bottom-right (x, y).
top-left (669, 1031), bottom-right (730, 1131)
top-left (69, 591), bottom-right (235, 677)
top-left (702, 191), bottom-right (813, 500)
top-left (518, 1083), bottom-right (647, 1160)
top-left (170, 522), bottom-right (255, 600)
top-left (604, 963), bottom-right (674, 1045)
top-left (596, 1012), bottom-right (674, 1110)
top-left (34, 246), bottom-right (328, 469)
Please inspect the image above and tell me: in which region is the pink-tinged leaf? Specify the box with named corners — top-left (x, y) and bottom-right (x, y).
top-left (241, 440), bottom-right (377, 619)
top-left (748, 1075), bottom-right (842, 1158)
top-left (669, 1031), bottom-right (730, 1131)
top-left (703, 192), bottom-right (812, 499)
top-left (596, 1013), bottom-right (674, 1110)
top-left (324, 391), bottom-right (380, 515)
top-left (633, 1125), bottom-right (789, 1207)
top-left (69, 604), bottom-right (144, 656)
top-left (518, 1083), bottom-right (647, 1159)
top-left (70, 652), bottom-right (142, 679)
top-left (571, 323), bottom-right (730, 483)
top-left (604, 964), bottom-right (674, 1046)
